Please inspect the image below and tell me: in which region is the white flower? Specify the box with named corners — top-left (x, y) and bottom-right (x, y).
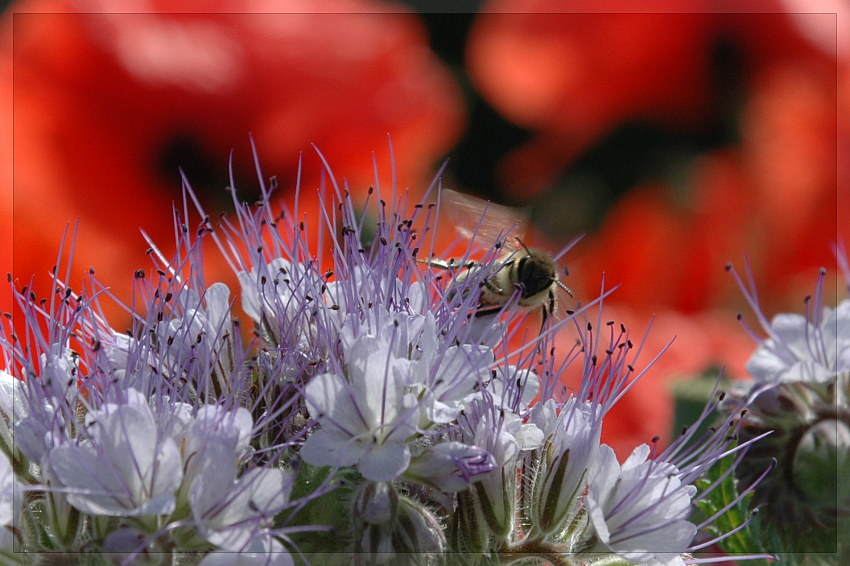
top-left (196, 529), bottom-right (293, 566)
top-left (191, 466), bottom-right (293, 552)
top-left (39, 344), bottom-right (80, 404)
top-left (301, 335), bottom-right (419, 481)
top-left (174, 404), bottom-right (255, 507)
top-left (0, 451), bottom-right (21, 550)
top-left (586, 444), bottom-right (697, 566)
top-left (0, 370), bottom-right (26, 449)
top-left (48, 389), bottom-right (183, 517)
top-left (405, 441), bottom-right (496, 492)
top-left (332, 275), bottom-right (432, 357)
top-left (488, 365), bottom-right (540, 412)
top-left (415, 343), bottom-right (492, 425)
top-left (238, 258), bottom-right (321, 347)
top-left (156, 282), bottom-right (236, 386)
top-left (181, 405), bottom-right (253, 467)
top-left (746, 300), bottom-right (850, 385)
top-left (528, 398), bottom-right (601, 537)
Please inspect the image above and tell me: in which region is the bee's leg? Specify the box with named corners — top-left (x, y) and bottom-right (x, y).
top-left (539, 289), bottom-right (556, 332)
top-left (473, 304), bottom-right (503, 318)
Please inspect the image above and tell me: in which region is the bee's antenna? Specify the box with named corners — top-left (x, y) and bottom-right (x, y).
top-left (556, 279), bottom-right (575, 298)
top-left (514, 236), bottom-right (532, 255)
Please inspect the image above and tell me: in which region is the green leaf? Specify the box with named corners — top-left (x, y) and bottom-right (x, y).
top-left (694, 442), bottom-right (771, 564)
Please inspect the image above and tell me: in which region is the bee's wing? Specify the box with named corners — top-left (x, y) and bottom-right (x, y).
top-left (440, 189), bottom-right (528, 250)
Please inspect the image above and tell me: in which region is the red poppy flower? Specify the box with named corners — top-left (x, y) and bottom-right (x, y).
top-left (2, 0), bottom-right (465, 321)
top-left (466, 1), bottom-right (717, 197)
top-left (466, 1), bottom-right (840, 198)
top-left (578, 59), bottom-right (843, 317)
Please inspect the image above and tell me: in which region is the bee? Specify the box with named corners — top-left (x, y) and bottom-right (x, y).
top-left (423, 189), bottom-right (574, 325)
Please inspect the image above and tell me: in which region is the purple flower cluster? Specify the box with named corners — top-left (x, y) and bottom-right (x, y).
top-left (0, 150), bottom-right (772, 565)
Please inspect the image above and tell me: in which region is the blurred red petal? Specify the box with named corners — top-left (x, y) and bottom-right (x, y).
top-left (468, 3), bottom-right (715, 140)
top-left (5, 0), bottom-right (465, 321)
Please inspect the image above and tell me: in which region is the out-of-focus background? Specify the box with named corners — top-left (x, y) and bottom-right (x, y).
top-left (2, 0), bottom-right (847, 455)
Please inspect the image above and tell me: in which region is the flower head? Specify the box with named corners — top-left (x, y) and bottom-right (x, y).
top-left (48, 388), bottom-right (183, 517)
top-left (0, 145), bottom-right (775, 564)
top-left (723, 258), bottom-right (850, 554)
top-left (301, 335), bottom-right (420, 482)
top-left (587, 444), bottom-right (697, 566)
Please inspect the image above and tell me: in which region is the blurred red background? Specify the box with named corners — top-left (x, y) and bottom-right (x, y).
top-left (2, 0), bottom-right (847, 457)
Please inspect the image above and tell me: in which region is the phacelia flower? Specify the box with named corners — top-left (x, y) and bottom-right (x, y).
top-left (724, 258), bottom-right (850, 556)
top-left (0, 145), bottom-right (775, 564)
top-left (301, 334), bottom-right (420, 482)
top-left (48, 388), bottom-right (183, 517)
top-left (586, 444), bottom-right (697, 566)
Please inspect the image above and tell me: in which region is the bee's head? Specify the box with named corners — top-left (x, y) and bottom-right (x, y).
top-left (516, 254), bottom-right (556, 299)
